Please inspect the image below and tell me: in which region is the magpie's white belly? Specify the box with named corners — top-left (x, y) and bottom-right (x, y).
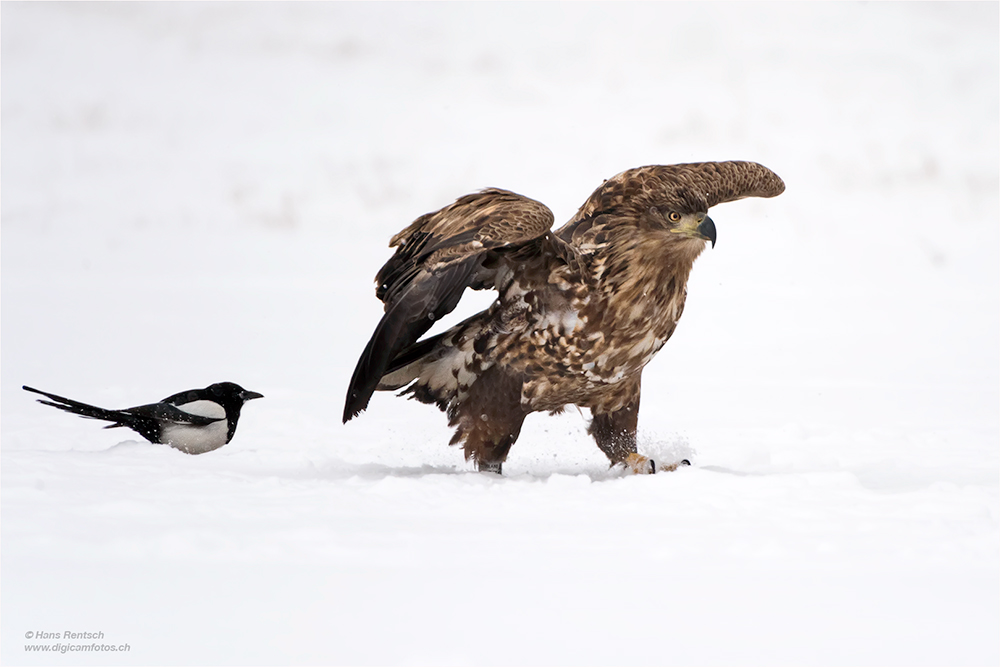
top-left (160, 419), bottom-right (229, 454)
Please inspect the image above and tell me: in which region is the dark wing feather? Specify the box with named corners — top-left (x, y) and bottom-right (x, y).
top-left (344, 257), bottom-right (478, 422)
top-left (123, 402), bottom-right (224, 427)
top-left (344, 188), bottom-right (554, 422)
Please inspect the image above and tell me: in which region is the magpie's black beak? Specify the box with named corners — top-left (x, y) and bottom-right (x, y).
top-left (241, 390), bottom-right (264, 402)
top-left (697, 216), bottom-right (717, 248)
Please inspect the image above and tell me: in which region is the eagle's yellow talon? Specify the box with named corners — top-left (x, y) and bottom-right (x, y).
top-left (622, 453), bottom-right (691, 474)
top-left (624, 453), bottom-right (655, 474)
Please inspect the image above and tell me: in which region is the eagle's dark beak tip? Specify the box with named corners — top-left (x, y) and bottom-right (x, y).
top-left (698, 216), bottom-right (717, 248)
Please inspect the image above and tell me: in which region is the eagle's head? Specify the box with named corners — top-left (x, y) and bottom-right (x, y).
top-left (560, 162), bottom-right (785, 254)
top-left (569, 161), bottom-right (783, 247)
top-left (554, 160), bottom-right (784, 274)
top-left (646, 200), bottom-right (717, 249)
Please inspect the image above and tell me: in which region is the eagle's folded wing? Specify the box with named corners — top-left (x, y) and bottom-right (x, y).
top-left (344, 189), bottom-right (554, 422)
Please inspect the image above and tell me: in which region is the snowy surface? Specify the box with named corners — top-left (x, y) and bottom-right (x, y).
top-left (2, 3), bottom-right (997, 665)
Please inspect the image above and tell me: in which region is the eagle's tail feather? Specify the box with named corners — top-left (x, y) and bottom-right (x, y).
top-left (384, 331), bottom-right (448, 377)
top-left (370, 311), bottom-right (492, 415)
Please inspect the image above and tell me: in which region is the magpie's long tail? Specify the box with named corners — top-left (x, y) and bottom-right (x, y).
top-left (22, 385), bottom-right (133, 428)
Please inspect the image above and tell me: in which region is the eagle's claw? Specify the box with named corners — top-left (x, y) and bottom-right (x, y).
top-left (622, 453), bottom-right (691, 474)
top-left (623, 453), bottom-right (656, 474)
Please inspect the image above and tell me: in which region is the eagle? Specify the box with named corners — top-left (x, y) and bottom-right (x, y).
top-left (344, 161), bottom-right (785, 474)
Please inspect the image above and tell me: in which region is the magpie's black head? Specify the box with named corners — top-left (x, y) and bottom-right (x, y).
top-left (205, 382), bottom-right (264, 414)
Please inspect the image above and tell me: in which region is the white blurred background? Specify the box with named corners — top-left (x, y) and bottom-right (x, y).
top-left (2, 4), bottom-right (997, 666)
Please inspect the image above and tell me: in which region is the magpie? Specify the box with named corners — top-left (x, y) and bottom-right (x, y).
top-left (23, 382), bottom-right (263, 454)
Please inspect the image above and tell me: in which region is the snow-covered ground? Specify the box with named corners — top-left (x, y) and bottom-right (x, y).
top-left (2, 3), bottom-right (997, 665)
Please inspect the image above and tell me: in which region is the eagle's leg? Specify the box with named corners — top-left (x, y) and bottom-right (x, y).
top-left (447, 366), bottom-right (527, 474)
top-left (589, 400), bottom-right (639, 461)
top-left (588, 379), bottom-right (655, 474)
top-left (477, 460), bottom-right (504, 474)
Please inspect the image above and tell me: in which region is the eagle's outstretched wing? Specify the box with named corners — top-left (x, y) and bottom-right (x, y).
top-left (344, 188), bottom-right (554, 422)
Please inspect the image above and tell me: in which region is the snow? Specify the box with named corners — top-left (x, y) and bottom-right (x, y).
top-left (2, 3), bottom-right (997, 665)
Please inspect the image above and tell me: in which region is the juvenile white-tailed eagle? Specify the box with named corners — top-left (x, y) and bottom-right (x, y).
top-left (344, 162), bottom-right (785, 474)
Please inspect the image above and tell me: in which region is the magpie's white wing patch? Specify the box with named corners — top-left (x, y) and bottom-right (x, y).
top-left (173, 400), bottom-right (226, 420)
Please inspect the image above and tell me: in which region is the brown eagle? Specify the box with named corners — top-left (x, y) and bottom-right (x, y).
top-left (344, 161), bottom-right (784, 474)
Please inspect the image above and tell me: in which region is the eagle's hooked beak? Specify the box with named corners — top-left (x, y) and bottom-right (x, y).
top-left (697, 215), bottom-right (717, 248)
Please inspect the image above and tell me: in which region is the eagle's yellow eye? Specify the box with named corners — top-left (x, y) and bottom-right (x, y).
top-left (668, 212), bottom-right (682, 223)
